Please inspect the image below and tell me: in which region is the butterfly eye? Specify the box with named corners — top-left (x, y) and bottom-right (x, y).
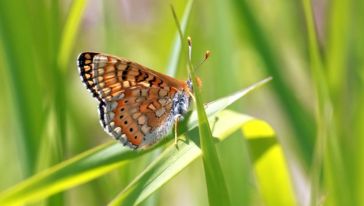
top-left (120, 115), bottom-right (124, 119)
top-left (121, 108), bottom-right (125, 112)
top-left (124, 120), bottom-right (128, 124)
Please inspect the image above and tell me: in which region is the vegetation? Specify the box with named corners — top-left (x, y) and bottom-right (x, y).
top-left (0, 0), bottom-right (362, 205)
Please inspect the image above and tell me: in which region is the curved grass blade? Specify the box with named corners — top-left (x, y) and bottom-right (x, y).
top-left (201, 77), bottom-right (272, 119)
top-left (109, 77), bottom-right (271, 205)
top-left (0, 78), bottom-right (271, 205)
top-left (0, 142), bottom-right (150, 206)
top-left (243, 120), bottom-right (296, 205)
top-left (231, 0), bottom-right (315, 166)
top-left (109, 109), bottom-right (294, 206)
top-left (108, 110), bottom-right (253, 206)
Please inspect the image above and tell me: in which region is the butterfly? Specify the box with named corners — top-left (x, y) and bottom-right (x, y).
top-left (77, 52), bottom-right (192, 149)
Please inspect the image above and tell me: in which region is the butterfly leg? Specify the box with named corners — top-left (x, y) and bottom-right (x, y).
top-left (211, 116), bottom-right (219, 133)
top-left (186, 89), bottom-right (196, 103)
top-left (174, 114), bottom-right (183, 147)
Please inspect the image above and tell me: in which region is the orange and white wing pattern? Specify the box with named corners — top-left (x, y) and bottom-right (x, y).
top-left (78, 52), bottom-right (192, 149)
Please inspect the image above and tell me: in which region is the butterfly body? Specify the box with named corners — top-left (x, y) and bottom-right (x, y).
top-left (78, 52), bottom-right (191, 149)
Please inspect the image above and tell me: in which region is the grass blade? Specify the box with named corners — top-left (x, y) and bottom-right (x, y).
top-left (58, 0), bottom-right (89, 73)
top-left (0, 142), bottom-right (145, 206)
top-left (166, 0), bottom-right (194, 76)
top-left (324, 0), bottom-right (352, 205)
top-left (108, 110), bottom-right (252, 206)
top-left (188, 66), bottom-right (272, 206)
top-left (172, 6), bottom-right (230, 202)
top-left (301, 1), bottom-right (328, 205)
top-left (231, 0), bottom-right (315, 165)
top-left (0, 78), bottom-right (271, 205)
top-left (243, 120), bottom-right (296, 205)
top-left (108, 77), bottom-right (271, 205)
top-left (190, 62), bottom-right (231, 206)
top-left (0, 1), bottom-right (46, 176)
top-left (302, 1), bottom-right (351, 205)
top-left (171, 7), bottom-right (272, 205)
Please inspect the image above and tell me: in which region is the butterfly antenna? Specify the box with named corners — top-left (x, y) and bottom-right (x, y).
top-left (195, 50), bottom-right (211, 72)
top-left (187, 37), bottom-right (193, 92)
top-left (187, 36), bottom-right (211, 73)
top-left (186, 36), bottom-right (204, 101)
top-left (188, 36), bottom-right (192, 63)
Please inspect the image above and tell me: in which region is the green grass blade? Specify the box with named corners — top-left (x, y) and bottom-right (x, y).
top-left (326, 0), bottom-right (350, 97)
top-left (301, 1), bottom-right (328, 205)
top-left (189, 69), bottom-right (271, 206)
top-left (191, 68), bottom-right (231, 206)
top-left (166, 0), bottom-right (194, 76)
top-left (190, 75), bottom-right (271, 206)
top-left (171, 5), bottom-right (272, 203)
top-left (231, 0), bottom-right (315, 165)
top-left (302, 1), bottom-right (351, 205)
top-left (172, 7), bottom-right (230, 203)
top-left (201, 77), bottom-right (272, 119)
top-left (51, 1), bottom-right (88, 204)
top-left (0, 142), bottom-right (145, 206)
top-left (0, 1), bottom-right (46, 176)
top-left (243, 120), bottom-right (296, 205)
top-left (324, 1), bottom-right (352, 205)
top-left (208, 0), bottom-right (237, 95)
top-left (108, 110), bottom-right (253, 206)
top-left (355, 1), bottom-right (364, 204)
top-left (58, 0), bottom-right (89, 73)
top-left (0, 78), bottom-right (271, 205)
top-left (108, 77), bottom-right (271, 205)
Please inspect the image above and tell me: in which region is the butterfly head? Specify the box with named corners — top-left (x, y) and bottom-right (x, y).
top-left (171, 77), bottom-right (201, 120)
top-left (172, 89), bottom-right (191, 119)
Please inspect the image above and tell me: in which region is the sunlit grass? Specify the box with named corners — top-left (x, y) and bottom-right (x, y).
top-left (0, 79), bottom-right (273, 205)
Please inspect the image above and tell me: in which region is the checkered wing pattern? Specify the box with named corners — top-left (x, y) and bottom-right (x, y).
top-left (78, 52), bottom-right (190, 149)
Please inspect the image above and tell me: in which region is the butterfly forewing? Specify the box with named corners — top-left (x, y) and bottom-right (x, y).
top-left (78, 52), bottom-right (190, 149)
top-left (78, 52), bottom-right (187, 101)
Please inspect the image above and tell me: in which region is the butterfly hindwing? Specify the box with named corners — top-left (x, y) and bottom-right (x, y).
top-left (100, 87), bottom-right (175, 148)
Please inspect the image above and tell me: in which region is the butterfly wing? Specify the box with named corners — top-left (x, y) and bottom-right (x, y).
top-left (99, 87), bottom-right (178, 148)
top-left (78, 52), bottom-right (189, 149)
top-left (78, 52), bottom-right (188, 102)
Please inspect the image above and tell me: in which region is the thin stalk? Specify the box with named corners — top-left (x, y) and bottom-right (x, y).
top-left (171, 6), bottom-right (231, 206)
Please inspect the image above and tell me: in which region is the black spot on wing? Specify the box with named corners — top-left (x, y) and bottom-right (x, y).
top-left (122, 62), bottom-right (131, 80)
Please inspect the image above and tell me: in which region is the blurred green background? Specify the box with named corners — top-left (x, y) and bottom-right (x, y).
top-left (0, 0), bottom-right (363, 205)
